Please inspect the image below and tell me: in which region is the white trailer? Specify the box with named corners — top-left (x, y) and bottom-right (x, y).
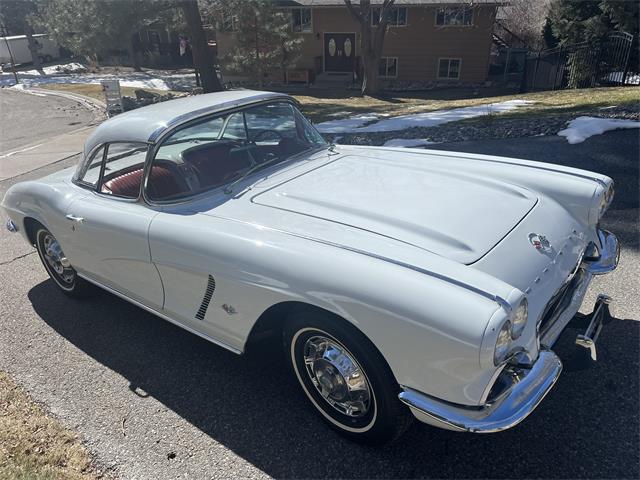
top-left (0, 34), bottom-right (60, 66)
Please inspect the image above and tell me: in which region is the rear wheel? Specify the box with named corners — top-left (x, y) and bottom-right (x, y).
top-left (284, 309), bottom-right (413, 444)
top-left (35, 227), bottom-right (91, 298)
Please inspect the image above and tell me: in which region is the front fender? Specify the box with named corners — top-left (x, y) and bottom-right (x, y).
top-left (149, 211), bottom-right (509, 406)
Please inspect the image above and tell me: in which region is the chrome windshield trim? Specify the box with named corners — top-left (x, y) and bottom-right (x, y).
top-left (399, 349), bottom-right (562, 433)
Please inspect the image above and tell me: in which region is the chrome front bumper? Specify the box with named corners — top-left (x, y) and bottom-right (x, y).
top-left (399, 229), bottom-right (620, 433)
top-left (399, 350), bottom-right (562, 433)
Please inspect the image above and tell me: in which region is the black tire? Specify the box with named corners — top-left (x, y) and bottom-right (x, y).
top-left (284, 309), bottom-right (413, 445)
top-left (35, 227), bottom-right (92, 298)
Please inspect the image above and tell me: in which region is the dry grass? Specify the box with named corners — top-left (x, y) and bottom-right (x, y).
top-left (292, 86), bottom-right (640, 123)
top-left (0, 371), bottom-right (104, 480)
top-left (40, 82), bottom-right (639, 125)
top-left (39, 83), bottom-right (182, 102)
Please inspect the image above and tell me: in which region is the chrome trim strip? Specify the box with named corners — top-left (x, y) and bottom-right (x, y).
top-left (209, 214), bottom-right (506, 306)
top-left (399, 349), bottom-right (562, 433)
top-left (77, 273), bottom-right (242, 355)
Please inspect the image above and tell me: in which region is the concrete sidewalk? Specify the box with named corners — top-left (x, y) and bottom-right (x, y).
top-left (0, 126), bottom-right (94, 181)
top-left (0, 87), bottom-right (104, 181)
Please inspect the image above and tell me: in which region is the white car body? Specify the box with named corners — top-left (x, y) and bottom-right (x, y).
top-left (2, 90), bottom-right (619, 434)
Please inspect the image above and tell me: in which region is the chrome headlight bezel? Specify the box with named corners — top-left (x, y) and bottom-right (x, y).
top-left (510, 298), bottom-right (528, 340)
top-left (597, 182), bottom-right (615, 220)
top-left (493, 320), bottom-right (512, 366)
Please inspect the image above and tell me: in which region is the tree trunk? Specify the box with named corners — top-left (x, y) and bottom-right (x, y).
top-left (129, 33), bottom-right (142, 71)
top-left (180, 0), bottom-right (223, 92)
top-left (24, 23), bottom-right (42, 70)
top-left (343, 0), bottom-right (393, 96)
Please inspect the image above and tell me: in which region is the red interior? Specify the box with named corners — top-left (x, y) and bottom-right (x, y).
top-left (101, 165), bottom-right (186, 199)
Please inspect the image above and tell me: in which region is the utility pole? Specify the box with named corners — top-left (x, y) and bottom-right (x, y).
top-left (0, 22), bottom-right (19, 85)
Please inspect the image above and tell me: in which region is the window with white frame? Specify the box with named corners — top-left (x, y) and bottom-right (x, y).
top-left (291, 8), bottom-right (312, 32)
top-left (371, 6), bottom-right (408, 26)
top-left (438, 58), bottom-right (461, 79)
top-left (220, 13), bottom-right (238, 32)
top-left (379, 57), bottom-right (398, 78)
top-left (435, 6), bottom-right (473, 26)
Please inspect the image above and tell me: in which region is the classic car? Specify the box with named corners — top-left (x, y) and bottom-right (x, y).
top-left (3, 90), bottom-right (619, 444)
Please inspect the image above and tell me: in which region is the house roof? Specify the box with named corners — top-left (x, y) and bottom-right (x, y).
top-left (83, 90), bottom-right (291, 156)
top-left (277, 0), bottom-right (505, 6)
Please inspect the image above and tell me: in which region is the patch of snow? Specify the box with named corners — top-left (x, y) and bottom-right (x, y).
top-left (0, 66), bottom-right (175, 91)
top-left (383, 138), bottom-right (436, 148)
top-left (316, 100), bottom-right (533, 133)
top-left (9, 83), bottom-right (46, 96)
top-left (558, 116), bottom-right (640, 144)
top-left (316, 114), bottom-right (379, 133)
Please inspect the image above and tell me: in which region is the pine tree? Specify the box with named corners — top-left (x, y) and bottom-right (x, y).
top-left (215, 0), bottom-right (303, 86)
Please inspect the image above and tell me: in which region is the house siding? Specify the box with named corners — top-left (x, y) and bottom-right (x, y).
top-left (217, 5), bottom-right (497, 83)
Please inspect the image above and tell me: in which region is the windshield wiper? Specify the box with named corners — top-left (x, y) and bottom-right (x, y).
top-left (223, 155), bottom-right (284, 194)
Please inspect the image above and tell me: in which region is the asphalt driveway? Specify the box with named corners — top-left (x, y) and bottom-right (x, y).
top-left (0, 130), bottom-right (638, 479)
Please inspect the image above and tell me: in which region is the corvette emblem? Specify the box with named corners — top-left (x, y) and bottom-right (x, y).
top-left (529, 233), bottom-right (551, 251)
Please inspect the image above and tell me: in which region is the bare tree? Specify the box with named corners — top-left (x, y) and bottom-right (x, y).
top-left (180, 0), bottom-right (223, 92)
top-left (499, 0), bottom-right (552, 50)
top-left (343, 0), bottom-right (395, 95)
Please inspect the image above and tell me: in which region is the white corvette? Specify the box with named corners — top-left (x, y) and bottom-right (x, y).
top-left (3, 91), bottom-right (619, 444)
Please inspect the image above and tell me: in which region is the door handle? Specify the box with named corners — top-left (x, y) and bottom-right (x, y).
top-left (65, 214), bottom-right (84, 223)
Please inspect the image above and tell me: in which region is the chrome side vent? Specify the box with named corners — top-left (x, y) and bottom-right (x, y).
top-left (195, 275), bottom-right (216, 320)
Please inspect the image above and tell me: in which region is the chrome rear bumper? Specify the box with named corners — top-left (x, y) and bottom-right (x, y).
top-left (400, 229), bottom-right (620, 433)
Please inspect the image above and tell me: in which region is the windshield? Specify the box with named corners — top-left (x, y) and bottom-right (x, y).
top-left (146, 101), bottom-right (326, 202)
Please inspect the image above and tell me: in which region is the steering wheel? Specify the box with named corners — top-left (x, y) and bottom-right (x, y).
top-left (251, 129), bottom-right (284, 143)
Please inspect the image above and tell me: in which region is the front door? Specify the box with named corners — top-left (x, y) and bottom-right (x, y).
top-left (324, 33), bottom-right (355, 72)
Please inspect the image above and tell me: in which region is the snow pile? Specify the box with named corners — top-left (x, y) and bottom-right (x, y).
top-left (383, 138), bottom-right (436, 148)
top-left (558, 116), bottom-right (640, 144)
top-left (316, 100), bottom-right (533, 133)
top-left (0, 66), bottom-right (175, 91)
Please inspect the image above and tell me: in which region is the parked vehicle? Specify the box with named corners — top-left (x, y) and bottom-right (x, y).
top-left (0, 34), bottom-right (60, 66)
top-left (2, 91), bottom-right (619, 444)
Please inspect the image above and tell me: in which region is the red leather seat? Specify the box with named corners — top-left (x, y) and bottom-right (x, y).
top-left (102, 166), bottom-right (186, 199)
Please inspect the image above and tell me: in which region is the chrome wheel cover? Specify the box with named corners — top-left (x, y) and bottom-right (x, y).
top-left (303, 335), bottom-right (372, 418)
top-left (42, 233), bottom-right (75, 285)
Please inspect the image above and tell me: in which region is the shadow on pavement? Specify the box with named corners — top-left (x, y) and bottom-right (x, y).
top-left (29, 280), bottom-right (639, 479)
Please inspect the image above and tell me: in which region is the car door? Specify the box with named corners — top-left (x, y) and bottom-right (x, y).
top-left (63, 142), bottom-right (164, 309)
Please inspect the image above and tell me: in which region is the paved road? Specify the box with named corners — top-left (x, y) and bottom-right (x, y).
top-left (0, 88), bottom-right (94, 155)
top-left (0, 130), bottom-right (638, 479)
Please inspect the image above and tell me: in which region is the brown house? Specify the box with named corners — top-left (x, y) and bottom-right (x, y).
top-left (216, 0), bottom-right (505, 87)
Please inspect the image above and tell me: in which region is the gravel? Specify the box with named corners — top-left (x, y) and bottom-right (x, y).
top-left (324, 105), bottom-right (640, 146)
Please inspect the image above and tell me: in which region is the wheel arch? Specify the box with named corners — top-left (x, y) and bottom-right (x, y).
top-left (245, 300), bottom-right (399, 383)
top-left (23, 217), bottom-right (45, 246)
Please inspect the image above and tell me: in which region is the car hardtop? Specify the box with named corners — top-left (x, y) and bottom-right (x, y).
top-left (83, 90), bottom-right (293, 158)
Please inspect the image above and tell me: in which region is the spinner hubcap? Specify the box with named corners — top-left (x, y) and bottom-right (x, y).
top-left (303, 335), bottom-right (372, 417)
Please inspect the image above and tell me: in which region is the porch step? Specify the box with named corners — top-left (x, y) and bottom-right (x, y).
top-left (315, 72), bottom-right (354, 84)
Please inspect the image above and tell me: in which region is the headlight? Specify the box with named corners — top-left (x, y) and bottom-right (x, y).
top-left (598, 183), bottom-right (614, 219)
top-left (493, 320), bottom-right (512, 366)
top-left (511, 298), bottom-right (528, 340)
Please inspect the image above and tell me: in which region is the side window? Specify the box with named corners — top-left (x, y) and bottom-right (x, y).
top-left (76, 145), bottom-right (105, 187)
top-left (99, 142), bottom-right (148, 199)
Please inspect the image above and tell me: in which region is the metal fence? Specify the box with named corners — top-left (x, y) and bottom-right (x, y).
top-left (523, 31), bottom-right (634, 92)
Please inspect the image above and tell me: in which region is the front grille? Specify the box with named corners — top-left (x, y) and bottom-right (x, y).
top-left (538, 268), bottom-right (585, 335)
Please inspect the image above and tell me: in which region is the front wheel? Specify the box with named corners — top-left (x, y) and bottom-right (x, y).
top-left (284, 309), bottom-right (413, 444)
top-left (35, 227), bottom-right (91, 298)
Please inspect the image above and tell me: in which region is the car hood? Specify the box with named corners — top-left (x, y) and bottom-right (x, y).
top-left (250, 154), bottom-right (537, 264)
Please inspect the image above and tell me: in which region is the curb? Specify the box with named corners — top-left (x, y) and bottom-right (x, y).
top-left (28, 87), bottom-right (107, 124)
